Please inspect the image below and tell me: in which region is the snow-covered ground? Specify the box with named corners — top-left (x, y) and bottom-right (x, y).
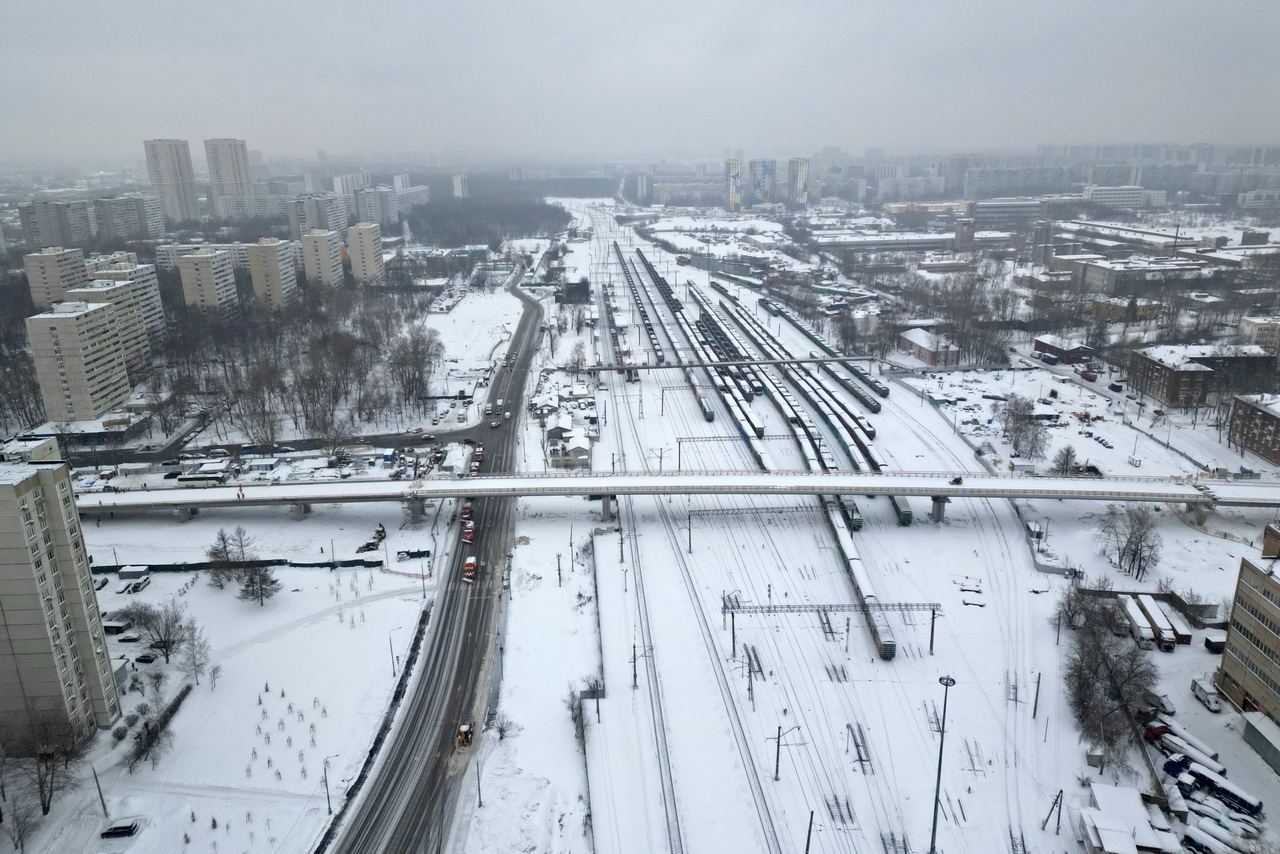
top-left (30, 499), bottom-right (440, 853)
top-left (449, 199), bottom-right (1280, 854)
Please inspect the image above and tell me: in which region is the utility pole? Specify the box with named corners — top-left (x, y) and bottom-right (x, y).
top-left (557, 553), bottom-right (562, 587)
top-left (930, 608), bottom-right (938, 655)
top-left (804, 810), bottom-right (815, 854)
top-left (92, 765), bottom-right (108, 818)
top-left (476, 759), bottom-right (483, 808)
top-left (929, 676), bottom-right (957, 854)
top-left (632, 643), bottom-right (638, 688)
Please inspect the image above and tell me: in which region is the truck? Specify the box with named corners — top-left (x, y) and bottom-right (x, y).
top-left (1121, 596), bottom-right (1156, 649)
top-left (1191, 678), bottom-right (1223, 713)
top-left (462, 556), bottom-right (477, 584)
top-left (460, 500), bottom-right (473, 520)
top-left (462, 520), bottom-right (476, 544)
top-left (484, 403), bottom-right (493, 416)
top-left (1040, 353), bottom-right (1060, 365)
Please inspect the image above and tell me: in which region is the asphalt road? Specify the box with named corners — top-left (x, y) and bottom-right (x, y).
top-left (324, 269), bottom-right (542, 853)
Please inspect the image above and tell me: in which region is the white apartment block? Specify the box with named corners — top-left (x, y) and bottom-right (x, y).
top-left (452, 174), bottom-right (469, 198)
top-left (143, 139), bottom-right (200, 224)
top-left (332, 172), bottom-right (369, 196)
top-left (302, 229), bottom-right (344, 287)
top-left (84, 251), bottom-right (140, 274)
top-left (354, 186), bottom-right (399, 229)
top-left (26, 302), bottom-right (131, 422)
top-left (157, 241), bottom-right (302, 272)
top-left (0, 461), bottom-right (121, 739)
top-left (63, 280), bottom-right (153, 381)
top-left (397, 185), bottom-right (430, 210)
top-left (247, 238), bottom-right (298, 310)
top-left (289, 193), bottom-right (349, 239)
top-left (24, 247), bottom-right (90, 309)
top-left (204, 138), bottom-right (254, 220)
top-left (178, 250), bottom-right (239, 315)
top-left (347, 222), bottom-right (384, 285)
top-left (1082, 185), bottom-right (1148, 209)
top-left (85, 261), bottom-right (165, 346)
top-left (19, 201), bottom-right (96, 250)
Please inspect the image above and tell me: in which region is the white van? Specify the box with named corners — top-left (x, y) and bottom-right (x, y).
top-left (1191, 678), bottom-right (1223, 713)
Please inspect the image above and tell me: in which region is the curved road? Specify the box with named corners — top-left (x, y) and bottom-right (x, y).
top-left (321, 267), bottom-right (542, 853)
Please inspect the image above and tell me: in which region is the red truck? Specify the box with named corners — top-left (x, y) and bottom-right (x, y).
top-left (462, 520), bottom-right (476, 543)
top-left (462, 556), bottom-right (477, 584)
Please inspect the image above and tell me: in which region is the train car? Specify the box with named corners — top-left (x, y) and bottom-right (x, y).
top-left (888, 495), bottom-right (914, 526)
top-left (837, 496), bottom-right (864, 531)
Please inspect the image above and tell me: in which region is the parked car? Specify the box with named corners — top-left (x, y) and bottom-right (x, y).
top-left (164, 471), bottom-right (180, 479)
top-left (489, 420), bottom-right (500, 429)
top-left (118, 634), bottom-right (142, 643)
top-left (1191, 678), bottom-right (1223, 713)
top-left (94, 576), bottom-right (110, 591)
top-left (100, 820), bottom-right (139, 838)
top-left (135, 652), bottom-right (158, 664)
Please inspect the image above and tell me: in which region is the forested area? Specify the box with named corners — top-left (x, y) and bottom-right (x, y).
top-left (403, 197), bottom-right (571, 249)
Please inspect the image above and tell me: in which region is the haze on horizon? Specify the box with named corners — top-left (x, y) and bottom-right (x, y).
top-left (3, 0), bottom-right (1278, 167)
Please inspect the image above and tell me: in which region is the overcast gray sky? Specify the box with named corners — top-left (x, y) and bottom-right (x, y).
top-left (3, 0), bottom-right (1278, 166)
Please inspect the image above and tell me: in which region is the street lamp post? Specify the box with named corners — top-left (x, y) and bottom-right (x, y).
top-left (388, 626), bottom-right (404, 677)
top-left (322, 754), bottom-right (341, 815)
top-left (929, 676), bottom-right (957, 854)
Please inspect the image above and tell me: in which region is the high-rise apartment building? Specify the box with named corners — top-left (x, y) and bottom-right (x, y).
top-left (289, 193), bottom-right (349, 239)
top-left (392, 173), bottom-right (410, 191)
top-left (84, 261), bottom-right (165, 347)
top-left (332, 173), bottom-right (369, 197)
top-left (23, 247), bottom-right (90, 309)
top-left (246, 238), bottom-right (298, 310)
top-left (143, 139), bottom-right (200, 224)
top-left (724, 159), bottom-right (743, 212)
top-left (19, 201), bottom-right (96, 250)
top-left (1219, 525), bottom-right (1280, 727)
top-left (0, 460), bottom-right (121, 741)
top-left (452, 174), bottom-right (469, 199)
top-left (354, 186), bottom-right (400, 229)
top-left (347, 223), bottom-right (384, 285)
top-left (787, 158), bottom-right (810, 209)
top-left (93, 195), bottom-right (165, 241)
top-left (748, 159), bottom-right (777, 205)
top-left (204, 139), bottom-right (254, 220)
top-left (63, 280), bottom-right (153, 380)
top-left (26, 302), bottom-right (132, 421)
top-left (178, 250), bottom-right (239, 316)
top-left (302, 229), bottom-right (344, 287)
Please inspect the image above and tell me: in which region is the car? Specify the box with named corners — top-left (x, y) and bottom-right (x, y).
top-left (118, 634), bottom-right (142, 643)
top-left (100, 820), bottom-right (140, 839)
top-left (164, 471), bottom-right (180, 479)
top-left (277, 446), bottom-right (296, 453)
top-left (490, 420), bottom-right (500, 428)
top-left (469, 461), bottom-right (480, 473)
top-left (135, 652), bottom-right (158, 664)
top-left (420, 433), bottom-right (436, 443)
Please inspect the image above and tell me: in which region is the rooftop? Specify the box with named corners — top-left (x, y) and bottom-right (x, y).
top-left (0, 461), bottom-right (40, 487)
top-left (1139, 343), bottom-right (1269, 368)
top-left (29, 300), bottom-right (108, 319)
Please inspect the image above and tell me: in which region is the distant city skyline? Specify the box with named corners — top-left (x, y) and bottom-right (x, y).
top-left (3, 0), bottom-right (1279, 166)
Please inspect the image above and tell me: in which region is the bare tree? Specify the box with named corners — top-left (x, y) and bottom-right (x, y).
top-left (113, 600), bottom-right (188, 664)
top-left (1052, 445), bottom-right (1079, 475)
top-left (568, 341), bottom-right (586, 375)
top-left (9, 713), bottom-right (87, 815)
top-left (1100, 505), bottom-right (1163, 580)
top-left (209, 664), bottom-right (223, 690)
top-left (178, 620), bottom-right (211, 685)
top-left (0, 788), bottom-right (38, 851)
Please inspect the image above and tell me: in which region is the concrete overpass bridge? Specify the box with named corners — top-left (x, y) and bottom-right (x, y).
top-left (75, 469), bottom-right (1280, 519)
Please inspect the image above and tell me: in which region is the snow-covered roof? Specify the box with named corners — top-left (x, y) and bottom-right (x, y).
top-left (1084, 783), bottom-right (1160, 852)
top-left (1238, 394), bottom-right (1280, 418)
top-left (1033, 334), bottom-right (1089, 351)
top-left (1138, 343), bottom-right (1269, 368)
top-left (899, 327), bottom-right (957, 353)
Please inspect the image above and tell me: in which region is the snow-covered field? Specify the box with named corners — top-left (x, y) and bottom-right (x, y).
top-left (32, 499), bottom-right (440, 853)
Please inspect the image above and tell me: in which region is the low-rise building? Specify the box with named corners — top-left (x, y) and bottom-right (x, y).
top-left (1228, 395), bottom-right (1280, 465)
top-left (1240, 315), bottom-right (1280, 353)
top-left (897, 328), bottom-right (959, 366)
top-left (1032, 334), bottom-right (1094, 364)
top-left (1091, 296), bottom-right (1162, 323)
top-left (1072, 255), bottom-right (1213, 295)
top-left (1128, 344), bottom-right (1274, 407)
top-left (1218, 525), bottom-right (1280, 740)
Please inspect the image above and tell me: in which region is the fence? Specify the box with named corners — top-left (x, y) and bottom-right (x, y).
top-left (91, 557), bottom-right (385, 575)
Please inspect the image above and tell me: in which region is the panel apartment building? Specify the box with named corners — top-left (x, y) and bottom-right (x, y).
top-left (24, 247), bottom-right (90, 309)
top-left (247, 238), bottom-right (298, 310)
top-left (25, 302), bottom-right (132, 422)
top-left (178, 249), bottom-right (240, 315)
top-left (0, 460), bottom-right (121, 741)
